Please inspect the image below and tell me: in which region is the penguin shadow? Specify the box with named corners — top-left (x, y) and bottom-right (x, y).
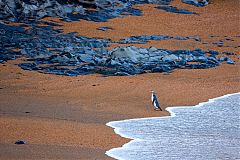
top-left (146, 105), bottom-right (162, 111)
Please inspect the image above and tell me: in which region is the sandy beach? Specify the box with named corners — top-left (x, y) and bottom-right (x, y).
top-left (0, 0), bottom-right (239, 159)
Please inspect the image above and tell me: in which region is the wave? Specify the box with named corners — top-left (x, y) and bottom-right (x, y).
top-left (106, 93), bottom-right (240, 160)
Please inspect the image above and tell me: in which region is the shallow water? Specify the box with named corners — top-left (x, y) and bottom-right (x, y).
top-left (106, 93), bottom-right (240, 160)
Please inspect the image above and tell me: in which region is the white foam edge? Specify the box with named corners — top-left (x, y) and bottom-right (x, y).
top-left (105, 92), bottom-right (240, 159)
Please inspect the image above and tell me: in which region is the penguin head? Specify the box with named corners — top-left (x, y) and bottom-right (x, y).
top-left (150, 90), bottom-right (156, 95)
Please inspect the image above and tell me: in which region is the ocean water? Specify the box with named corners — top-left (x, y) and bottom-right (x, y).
top-left (106, 93), bottom-right (240, 160)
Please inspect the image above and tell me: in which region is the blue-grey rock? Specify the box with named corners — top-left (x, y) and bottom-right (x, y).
top-left (196, 56), bottom-right (208, 63)
top-left (178, 54), bottom-right (193, 62)
top-left (162, 54), bottom-right (179, 61)
top-left (152, 65), bottom-right (172, 72)
top-left (18, 63), bottom-right (38, 70)
top-left (118, 35), bottom-right (192, 45)
top-left (139, 48), bottom-right (149, 54)
top-left (226, 58), bottom-right (235, 64)
top-left (155, 5), bottom-right (197, 15)
top-left (97, 26), bottom-right (114, 31)
top-left (208, 57), bottom-right (219, 64)
top-left (78, 54), bottom-right (94, 63)
top-left (0, 19), bottom-right (234, 77)
top-left (110, 46), bottom-right (142, 63)
top-left (208, 50), bottom-right (219, 55)
top-left (149, 46), bottom-right (158, 52)
top-left (63, 5), bottom-right (74, 13)
top-left (192, 48), bottom-right (205, 56)
top-left (0, 0), bottom-right (210, 24)
top-left (110, 59), bottom-right (121, 66)
top-left (182, 0), bottom-right (208, 7)
top-left (219, 57), bottom-right (228, 62)
top-left (51, 55), bottom-right (70, 63)
top-left (21, 48), bottom-right (28, 55)
top-left (148, 56), bottom-right (163, 62)
top-left (114, 72), bottom-right (130, 76)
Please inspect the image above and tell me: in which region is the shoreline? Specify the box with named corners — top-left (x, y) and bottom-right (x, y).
top-left (0, 60), bottom-right (239, 159)
top-left (107, 92), bottom-right (240, 124)
top-left (0, 0), bottom-right (240, 159)
top-left (106, 92), bottom-right (240, 160)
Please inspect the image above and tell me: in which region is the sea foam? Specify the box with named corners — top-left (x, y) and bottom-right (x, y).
top-left (106, 93), bottom-right (240, 160)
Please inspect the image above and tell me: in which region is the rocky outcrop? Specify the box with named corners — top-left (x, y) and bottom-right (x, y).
top-left (118, 35), bottom-right (199, 44)
top-left (0, 22), bottom-right (235, 76)
top-left (0, 0), bottom-right (85, 21)
top-left (18, 45), bottom-right (236, 76)
top-left (0, 0), bottom-right (209, 22)
top-left (0, 22), bottom-right (109, 63)
top-left (155, 5), bottom-right (197, 14)
top-left (182, 0), bottom-right (209, 7)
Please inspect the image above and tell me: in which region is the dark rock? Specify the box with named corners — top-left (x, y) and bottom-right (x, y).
top-left (0, 0), bottom-right (209, 23)
top-left (64, 1), bottom-right (142, 22)
top-left (222, 52), bottom-right (234, 55)
top-left (15, 140), bottom-right (26, 145)
top-left (0, 53), bottom-right (15, 62)
top-left (194, 37), bottom-right (201, 41)
top-left (186, 35), bottom-right (201, 42)
top-left (18, 63), bottom-right (38, 70)
top-left (208, 50), bottom-right (219, 55)
top-left (225, 38), bottom-right (232, 41)
top-left (0, 17), bottom-right (234, 77)
top-left (0, 48), bottom-right (20, 63)
top-left (118, 35), bottom-right (173, 44)
top-left (219, 57), bottom-right (227, 62)
top-left (97, 26), bottom-right (114, 31)
top-left (186, 63), bottom-right (209, 69)
top-left (16, 44), bottom-right (234, 76)
top-left (152, 65), bottom-right (172, 72)
top-left (114, 72), bottom-right (130, 76)
top-left (118, 64), bottom-right (143, 75)
top-left (213, 40), bottom-right (224, 47)
top-left (193, 48), bottom-right (205, 55)
top-left (119, 35), bottom-right (190, 44)
top-left (182, 0), bottom-right (209, 7)
top-left (208, 34), bottom-right (219, 37)
top-left (155, 5), bottom-right (197, 15)
top-left (208, 57), bottom-right (219, 64)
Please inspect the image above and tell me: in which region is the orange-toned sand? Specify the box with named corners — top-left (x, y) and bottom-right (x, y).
top-left (50, 0), bottom-right (240, 52)
top-left (0, 0), bottom-right (240, 159)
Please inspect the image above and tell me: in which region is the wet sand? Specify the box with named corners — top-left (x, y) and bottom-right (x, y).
top-left (0, 0), bottom-right (240, 159)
